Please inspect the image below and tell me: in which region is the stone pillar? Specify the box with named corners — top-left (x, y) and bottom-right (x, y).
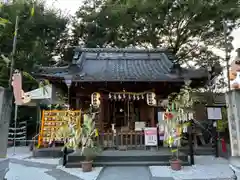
top-left (0, 159), bottom-right (9, 180)
top-left (225, 90), bottom-right (240, 156)
top-left (0, 87), bottom-right (12, 180)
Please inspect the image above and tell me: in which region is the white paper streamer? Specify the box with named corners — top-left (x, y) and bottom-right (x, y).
top-left (8, 132), bottom-right (26, 135)
top-left (8, 136), bottom-right (26, 140)
top-left (9, 126), bottom-right (26, 130)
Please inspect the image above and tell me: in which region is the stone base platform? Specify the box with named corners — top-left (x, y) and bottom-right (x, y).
top-left (65, 149), bottom-right (189, 168)
top-left (32, 147), bottom-right (74, 158)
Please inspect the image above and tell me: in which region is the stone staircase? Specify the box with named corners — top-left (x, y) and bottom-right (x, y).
top-left (64, 149), bottom-right (190, 168)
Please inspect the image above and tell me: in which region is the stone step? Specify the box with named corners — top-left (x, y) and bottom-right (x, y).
top-left (65, 161), bottom-right (190, 168)
top-left (67, 154), bottom-right (188, 163)
top-left (33, 147), bottom-right (73, 158)
top-left (180, 148), bottom-right (214, 155)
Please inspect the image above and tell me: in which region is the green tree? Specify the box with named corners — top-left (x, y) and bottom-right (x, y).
top-left (72, 0), bottom-right (239, 69)
top-left (0, 0), bottom-right (68, 89)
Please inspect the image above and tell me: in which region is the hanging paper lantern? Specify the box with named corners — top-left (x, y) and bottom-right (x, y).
top-left (146, 92), bottom-right (157, 106)
top-left (91, 92), bottom-right (101, 107)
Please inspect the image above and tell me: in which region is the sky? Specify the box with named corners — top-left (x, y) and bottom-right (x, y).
top-left (47, 0), bottom-right (240, 59)
top-left (46, 0), bottom-right (83, 15)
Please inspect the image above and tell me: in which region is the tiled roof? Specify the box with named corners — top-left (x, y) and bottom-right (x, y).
top-left (36, 48), bottom-right (209, 82)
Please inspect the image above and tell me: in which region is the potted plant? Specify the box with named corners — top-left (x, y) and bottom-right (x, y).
top-left (43, 142), bottom-right (49, 148)
top-left (169, 146), bottom-right (182, 170)
top-left (80, 113), bottom-right (101, 172)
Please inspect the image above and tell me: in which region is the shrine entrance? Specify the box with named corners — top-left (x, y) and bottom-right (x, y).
top-left (109, 100), bottom-right (143, 131)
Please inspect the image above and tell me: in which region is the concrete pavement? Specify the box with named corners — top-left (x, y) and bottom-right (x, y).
top-left (6, 147), bottom-right (239, 180)
top-left (97, 166), bottom-right (151, 180)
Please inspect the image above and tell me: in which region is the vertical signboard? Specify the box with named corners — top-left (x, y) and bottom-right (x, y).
top-left (144, 127), bottom-right (158, 146)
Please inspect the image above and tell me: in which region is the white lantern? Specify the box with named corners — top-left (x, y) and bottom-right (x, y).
top-left (146, 92), bottom-right (157, 106)
top-left (91, 92), bottom-right (101, 107)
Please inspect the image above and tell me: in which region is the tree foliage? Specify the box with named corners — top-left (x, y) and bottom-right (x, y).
top-left (0, 0), bottom-right (68, 89)
top-left (72, 0), bottom-right (239, 69)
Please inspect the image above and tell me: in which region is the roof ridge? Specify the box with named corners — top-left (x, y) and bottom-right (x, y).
top-left (74, 47), bottom-right (168, 53)
top-left (37, 65), bottom-right (69, 69)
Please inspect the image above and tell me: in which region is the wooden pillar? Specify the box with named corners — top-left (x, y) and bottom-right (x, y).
top-left (107, 100), bottom-right (110, 125)
top-left (99, 94), bottom-right (105, 132)
top-left (149, 107), bottom-right (155, 127)
top-left (76, 97), bottom-right (80, 109)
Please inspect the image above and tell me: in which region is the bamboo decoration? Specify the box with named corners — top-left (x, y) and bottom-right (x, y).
top-left (164, 82), bottom-right (193, 149)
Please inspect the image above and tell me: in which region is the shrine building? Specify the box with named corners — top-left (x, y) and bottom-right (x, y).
top-left (35, 48), bottom-right (218, 149)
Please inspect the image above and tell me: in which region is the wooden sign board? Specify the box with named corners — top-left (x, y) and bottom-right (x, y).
top-left (38, 110), bottom-right (81, 146)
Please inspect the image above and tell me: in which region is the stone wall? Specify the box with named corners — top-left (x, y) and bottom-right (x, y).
top-left (0, 87), bottom-right (12, 180)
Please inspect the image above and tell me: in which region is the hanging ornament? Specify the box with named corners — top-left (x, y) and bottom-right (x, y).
top-left (128, 94), bottom-right (131, 100)
top-left (189, 112), bottom-right (193, 120)
top-left (172, 103), bottom-right (175, 112)
top-left (164, 112), bottom-right (174, 120)
top-left (109, 93), bottom-right (112, 99)
top-left (114, 94), bottom-right (117, 100)
top-left (137, 95), bottom-right (140, 100)
top-left (177, 127), bottom-right (182, 136)
top-left (183, 124), bottom-right (188, 133)
top-left (141, 94), bottom-right (144, 99)
top-left (118, 94), bottom-right (121, 100)
top-left (133, 95), bottom-right (136, 100)
top-left (184, 114), bottom-right (187, 121)
top-left (123, 93), bottom-right (126, 99)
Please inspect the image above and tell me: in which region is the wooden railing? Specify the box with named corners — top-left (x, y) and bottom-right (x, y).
top-left (95, 131), bottom-right (145, 150)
